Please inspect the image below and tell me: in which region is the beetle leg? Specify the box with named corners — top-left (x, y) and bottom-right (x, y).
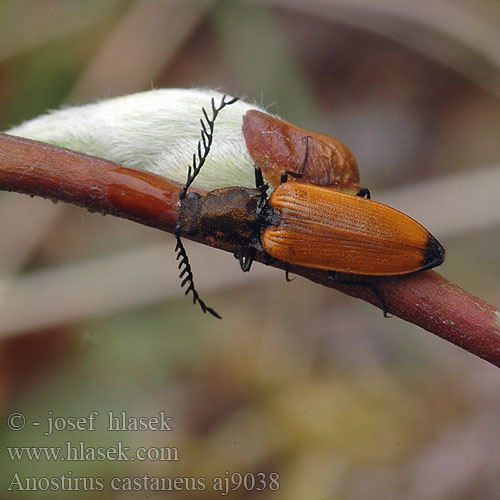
top-left (356, 187), bottom-right (371, 199)
top-left (254, 165), bottom-right (270, 213)
top-left (285, 264), bottom-right (295, 282)
top-left (254, 164), bottom-right (266, 189)
top-left (327, 271), bottom-right (389, 317)
top-left (235, 247), bottom-right (257, 272)
top-left (280, 135), bottom-right (311, 183)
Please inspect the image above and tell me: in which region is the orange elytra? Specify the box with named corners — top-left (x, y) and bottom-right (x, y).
top-left (262, 182), bottom-right (444, 276)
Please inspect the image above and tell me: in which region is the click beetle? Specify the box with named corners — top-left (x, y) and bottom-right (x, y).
top-left (174, 95), bottom-right (445, 317)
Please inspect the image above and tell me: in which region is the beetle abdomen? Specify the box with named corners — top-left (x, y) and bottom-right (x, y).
top-left (262, 183), bottom-right (444, 275)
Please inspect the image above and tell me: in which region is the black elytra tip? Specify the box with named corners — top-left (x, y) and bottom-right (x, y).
top-left (421, 233), bottom-right (445, 271)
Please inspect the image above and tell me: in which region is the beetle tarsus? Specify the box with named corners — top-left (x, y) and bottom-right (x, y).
top-left (327, 271), bottom-right (389, 317)
top-left (356, 187), bottom-right (371, 199)
top-left (236, 247), bottom-right (257, 272)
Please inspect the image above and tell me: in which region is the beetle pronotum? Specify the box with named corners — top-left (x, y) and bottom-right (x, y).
top-left (175, 96), bottom-right (445, 317)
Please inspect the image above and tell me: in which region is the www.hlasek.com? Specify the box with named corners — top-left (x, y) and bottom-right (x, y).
top-left (7, 472), bottom-right (280, 494)
top-left (7, 440), bottom-right (178, 462)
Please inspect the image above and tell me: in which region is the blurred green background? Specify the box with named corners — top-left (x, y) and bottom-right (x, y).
top-left (0, 0), bottom-right (499, 498)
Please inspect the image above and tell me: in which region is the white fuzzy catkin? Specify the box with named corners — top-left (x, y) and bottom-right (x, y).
top-left (6, 88), bottom-right (265, 191)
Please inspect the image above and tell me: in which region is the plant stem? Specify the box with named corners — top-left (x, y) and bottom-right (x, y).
top-left (1, 133), bottom-right (499, 367)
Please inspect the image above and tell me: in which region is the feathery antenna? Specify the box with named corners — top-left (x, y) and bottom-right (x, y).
top-left (179, 95), bottom-right (239, 200)
top-left (175, 94), bottom-right (239, 318)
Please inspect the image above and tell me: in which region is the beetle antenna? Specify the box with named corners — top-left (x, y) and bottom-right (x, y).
top-left (175, 94), bottom-right (239, 318)
top-left (179, 94), bottom-right (239, 200)
top-left (174, 223), bottom-right (222, 319)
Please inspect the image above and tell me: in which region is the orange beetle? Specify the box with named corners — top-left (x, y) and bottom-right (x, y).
top-left (178, 162), bottom-right (445, 317)
top-left (175, 96), bottom-right (445, 317)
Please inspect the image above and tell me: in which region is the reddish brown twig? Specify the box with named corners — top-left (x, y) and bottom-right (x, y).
top-left (0, 133), bottom-right (499, 367)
